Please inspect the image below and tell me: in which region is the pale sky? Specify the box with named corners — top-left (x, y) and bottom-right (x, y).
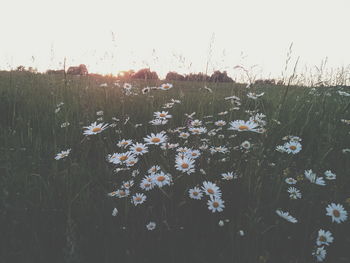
top-left (1, 0), bottom-right (350, 79)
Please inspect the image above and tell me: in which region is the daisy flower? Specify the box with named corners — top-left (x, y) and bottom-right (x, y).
top-left (284, 141), bottom-right (302, 154)
top-left (175, 156), bottom-right (195, 174)
top-left (146, 221), bottom-right (156, 230)
top-left (108, 151), bottom-right (135, 165)
top-left (54, 149), bottom-right (71, 160)
top-left (83, 122), bottom-right (109, 135)
top-left (153, 172), bottom-right (172, 187)
top-left (210, 146), bottom-right (229, 154)
top-left (326, 203), bottom-right (348, 223)
top-left (275, 210), bottom-right (298, 223)
top-left (202, 181), bottom-right (222, 198)
top-left (186, 149), bottom-right (201, 159)
top-left (228, 120), bottom-right (261, 133)
top-left (154, 111), bottom-right (172, 119)
top-left (247, 92), bottom-right (264, 99)
top-left (324, 170), bottom-right (336, 180)
top-left (117, 139), bottom-right (133, 148)
top-left (240, 141), bottom-right (251, 150)
top-left (221, 172), bottom-right (238, 181)
top-left (159, 83), bottom-right (173, 90)
top-left (122, 180), bottom-right (134, 189)
top-left (125, 157), bottom-right (139, 167)
top-left (178, 132), bottom-right (190, 139)
top-left (189, 127), bottom-right (207, 135)
top-left (130, 143), bottom-right (149, 155)
top-left (215, 120), bottom-right (227, 127)
top-left (190, 119), bottom-right (202, 127)
top-left (316, 229), bottom-right (334, 246)
top-left (115, 189), bottom-right (130, 198)
top-left (287, 187), bottom-right (302, 199)
top-left (285, 178), bottom-right (297, 184)
top-left (149, 119), bottom-right (168, 126)
top-left (304, 170), bottom-right (326, 186)
top-left (312, 246), bottom-right (327, 262)
top-left (131, 193), bottom-right (147, 206)
top-left (188, 187), bottom-right (203, 200)
top-left (148, 165), bottom-right (161, 174)
top-left (144, 132), bottom-right (168, 145)
top-left (207, 196), bottom-right (225, 213)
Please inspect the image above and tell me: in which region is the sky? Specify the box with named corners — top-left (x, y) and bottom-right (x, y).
top-left (1, 0), bottom-right (350, 79)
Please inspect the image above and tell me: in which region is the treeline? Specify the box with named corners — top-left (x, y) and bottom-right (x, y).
top-left (12, 65), bottom-right (280, 84)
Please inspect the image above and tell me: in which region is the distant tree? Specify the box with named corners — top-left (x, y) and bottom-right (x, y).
top-left (165, 71), bottom-right (185, 81)
top-left (131, 68), bottom-right (159, 80)
top-left (16, 65), bottom-right (26, 72)
top-left (46, 69), bottom-right (65, 75)
top-left (67, 64), bottom-right (88, 75)
top-left (184, 73), bottom-right (210, 81)
top-left (255, 79), bottom-right (276, 85)
top-left (209, 71), bottom-right (234, 82)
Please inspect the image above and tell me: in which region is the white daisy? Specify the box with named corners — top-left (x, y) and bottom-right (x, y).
top-left (144, 132), bottom-right (168, 145)
top-left (154, 111), bottom-right (172, 119)
top-left (326, 203), bottom-right (348, 223)
top-left (316, 229), bottom-right (334, 246)
top-left (152, 172), bottom-right (172, 187)
top-left (285, 178), bottom-right (297, 185)
top-left (149, 119), bottom-right (168, 126)
top-left (240, 141), bottom-right (251, 150)
top-left (115, 189), bottom-right (130, 198)
top-left (214, 120), bottom-right (227, 127)
top-left (130, 143), bottom-right (149, 156)
top-left (148, 165), bottom-right (161, 174)
top-left (189, 127), bottom-right (207, 135)
top-left (190, 119), bottom-right (202, 127)
top-left (287, 187), bottom-right (302, 199)
top-left (159, 83), bottom-right (173, 90)
top-left (83, 122), bottom-right (109, 135)
top-left (188, 187), bottom-right (203, 200)
top-left (304, 170), bottom-right (326, 186)
top-left (185, 149), bottom-right (201, 159)
top-left (131, 193), bottom-right (147, 206)
top-left (228, 120), bottom-right (261, 133)
top-left (108, 151), bottom-right (135, 165)
top-left (276, 210), bottom-right (298, 223)
top-left (175, 156), bottom-right (195, 174)
top-left (202, 181), bottom-right (222, 198)
top-left (221, 172), bottom-right (238, 181)
top-left (312, 246), bottom-right (327, 262)
top-left (146, 221), bottom-right (156, 230)
top-left (284, 141), bottom-right (302, 154)
top-left (324, 170), bottom-right (336, 180)
top-left (117, 139), bottom-right (133, 148)
top-left (207, 196), bottom-right (225, 213)
top-left (178, 132), bottom-right (190, 139)
top-left (54, 149), bottom-right (71, 160)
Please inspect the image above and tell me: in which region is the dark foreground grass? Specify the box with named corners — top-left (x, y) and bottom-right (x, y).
top-left (0, 71), bottom-right (349, 263)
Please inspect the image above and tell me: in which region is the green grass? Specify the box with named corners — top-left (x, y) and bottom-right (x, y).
top-left (0, 71), bottom-right (349, 263)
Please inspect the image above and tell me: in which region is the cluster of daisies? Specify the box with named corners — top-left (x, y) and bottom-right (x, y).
top-left (53, 82), bottom-right (349, 261)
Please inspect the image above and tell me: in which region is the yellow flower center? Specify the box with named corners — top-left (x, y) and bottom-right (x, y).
top-left (289, 145), bottom-right (297, 150)
top-left (157, 176), bottom-right (165, 182)
top-left (151, 137), bottom-right (161, 143)
top-left (207, 188), bottom-right (214, 194)
top-left (119, 155), bottom-right (128, 161)
top-left (333, 209), bottom-right (340, 217)
top-left (163, 85), bottom-right (170, 89)
top-left (319, 236), bottom-right (327, 242)
top-left (122, 141), bottom-right (128, 145)
top-left (213, 202), bottom-right (219, 208)
top-left (136, 147), bottom-right (143, 152)
top-left (191, 153), bottom-right (197, 156)
top-left (92, 127), bottom-right (102, 133)
top-left (193, 191), bottom-right (198, 196)
top-left (119, 190), bottom-right (125, 196)
top-left (159, 113), bottom-right (166, 117)
top-left (135, 197), bottom-right (142, 201)
top-left (181, 163), bottom-right (189, 169)
top-left (193, 129), bottom-right (199, 133)
top-left (238, 125), bottom-right (249, 130)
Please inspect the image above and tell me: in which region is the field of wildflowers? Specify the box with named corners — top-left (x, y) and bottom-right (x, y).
top-left (1, 71), bottom-right (349, 262)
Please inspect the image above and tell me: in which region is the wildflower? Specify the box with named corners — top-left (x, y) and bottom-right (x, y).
top-left (189, 187), bottom-right (203, 200)
top-left (144, 132), bottom-right (167, 145)
top-left (304, 170), bottom-right (326, 186)
top-left (131, 193), bottom-right (147, 206)
top-left (228, 120), bottom-right (261, 133)
top-left (221, 172), bottom-right (238, 181)
top-left (287, 187), bottom-right (302, 199)
top-left (96, 110), bottom-right (104, 116)
top-left (202, 181), bottom-right (222, 198)
top-left (215, 120), bottom-right (227, 127)
top-left (189, 127), bottom-right (207, 135)
top-left (153, 172), bottom-right (172, 187)
top-left (117, 139), bottom-right (133, 148)
top-left (83, 122), bottom-right (109, 135)
top-left (175, 156), bottom-right (195, 174)
top-left (149, 119), bottom-right (168, 126)
top-left (108, 152), bottom-right (135, 165)
top-left (159, 83), bottom-right (173, 90)
top-left (190, 119), bottom-right (202, 126)
top-left (130, 143), bottom-right (149, 156)
top-left (207, 196), bottom-right (225, 213)
top-left (241, 141), bottom-right (251, 150)
top-left (247, 92), bottom-right (264, 99)
top-left (285, 178), bottom-right (297, 185)
top-left (312, 246), bottom-right (327, 262)
top-left (316, 229), bottom-right (334, 246)
top-left (154, 111), bottom-right (172, 119)
top-left (284, 141), bottom-right (302, 154)
top-left (275, 210), bottom-right (298, 223)
top-left (60, 122), bottom-right (70, 128)
top-left (186, 149), bottom-right (201, 159)
top-left (115, 189), bottom-right (130, 198)
top-left (148, 165), bottom-right (161, 174)
top-left (54, 149), bottom-right (71, 160)
top-left (324, 170), bottom-right (336, 180)
top-left (326, 203), bottom-right (348, 223)
top-left (146, 221), bottom-right (156, 230)
top-left (179, 132), bottom-right (190, 139)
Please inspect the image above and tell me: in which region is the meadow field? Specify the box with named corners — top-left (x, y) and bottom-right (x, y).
top-left (0, 71), bottom-right (349, 263)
